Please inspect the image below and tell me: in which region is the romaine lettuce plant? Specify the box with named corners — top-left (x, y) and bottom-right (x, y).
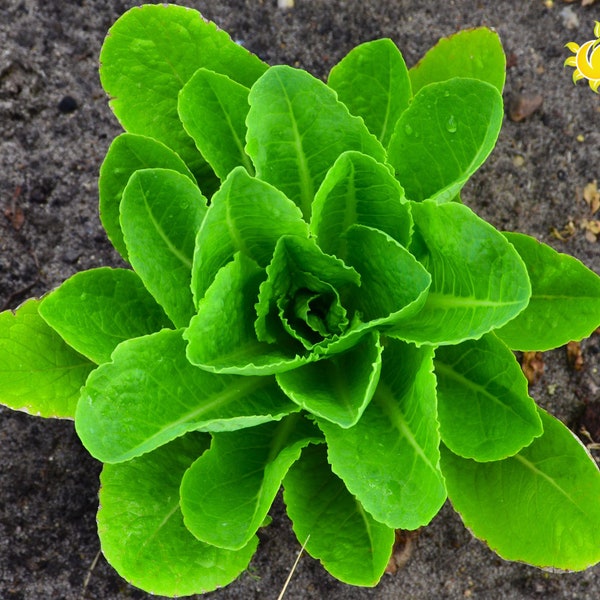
top-left (2, 4), bottom-right (600, 596)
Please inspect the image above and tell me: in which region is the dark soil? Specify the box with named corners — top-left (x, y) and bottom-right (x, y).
top-left (1, 1), bottom-right (599, 598)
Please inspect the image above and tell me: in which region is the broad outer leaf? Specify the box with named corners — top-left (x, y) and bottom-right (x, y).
top-left (246, 65), bottom-right (386, 220)
top-left (496, 232), bottom-right (600, 351)
top-left (99, 433), bottom-right (258, 596)
top-left (283, 444), bottom-right (395, 587)
top-left (121, 168), bottom-right (207, 328)
top-left (409, 27), bottom-right (506, 95)
top-left (191, 167), bottom-right (308, 304)
top-left (180, 414), bottom-right (321, 550)
top-left (276, 331), bottom-right (382, 428)
top-left (185, 252), bottom-right (312, 375)
top-left (441, 409), bottom-right (600, 571)
top-left (435, 333), bottom-right (543, 461)
top-left (100, 4), bottom-right (267, 178)
top-left (328, 38), bottom-right (411, 148)
top-left (76, 329), bottom-right (297, 463)
top-left (99, 133), bottom-right (196, 260)
top-left (178, 69), bottom-right (254, 180)
top-left (311, 151), bottom-right (412, 256)
top-left (39, 267), bottom-right (171, 364)
top-left (319, 340), bottom-right (446, 530)
top-left (389, 201), bottom-right (531, 345)
top-left (387, 78), bottom-right (503, 203)
top-left (0, 299), bottom-right (94, 418)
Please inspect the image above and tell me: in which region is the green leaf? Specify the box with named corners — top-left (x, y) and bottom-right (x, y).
top-left (441, 409), bottom-right (600, 571)
top-left (100, 4), bottom-right (267, 179)
top-left (343, 224), bottom-right (431, 327)
top-left (76, 329), bottom-right (296, 463)
top-left (246, 65), bottom-right (386, 220)
top-left (496, 233), bottom-right (600, 351)
top-left (328, 38), bottom-right (411, 148)
top-left (283, 444), bottom-right (395, 586)
top-left (178, 69), bottom-right (253, 180)
top-left (180, 414), bottom-right (321, 550)
top-left (38, 268), bottom-right (171, 364)
top-left (185, 252), bottom-right (312, 375)
top-left (276, 331), bottom-right (382, 428)
top-left (0, 299), bottom-right (94, 418)
top-left (121, 168), bottom-right (208, 328)
top-left (387, 78), bottom-right (503, 203)
top-left (409, 28), bottom-right (506, 95)
top-left (98, 133), bottom-right (196, 260)
top-left (311, 151), bottom-right (412, 255)
top-left (191, 167), bottom-right (308, 304)
top-left (255, 235), bottom-right (360, 350)
top-left (98, 433), bottom-right (258, 596)
top-left (434, 334), bottom-right (543, 461)
top-left (389, 201), bottom-right (531, 345)
top-left (319, 340), bottom-right (446, 530)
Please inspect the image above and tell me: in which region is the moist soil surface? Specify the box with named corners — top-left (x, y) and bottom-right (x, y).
top-left (1, 1), bottom-right (599, 598)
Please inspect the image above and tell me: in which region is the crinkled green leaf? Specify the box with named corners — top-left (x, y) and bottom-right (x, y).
top-left (191, 167), bottom-right (308, 304)
top-left (38, 268), bottom-right (171, 364)
top-left (76, 329), bottom-right (296, 463)
top-left (311, 151), bottom-right (411, 255)
top-left (319, 340), bottom-right (446, 530)
top-left (121, 168), bottom-right (207, 328)
top-left (387, 78), bottom-right (503, 203)
top-left (435, 333), bottom-right (542, 462)
top-left (255, 235), bottom-right (361, 350)
top-left (246, 65), bottom-right (386, 220)
top-left (180, 414), bottom-right (321, 550)
top-left (441, 409), bottom-right (600, 570)
top-left (343, 224), bottom-right (431, 327)
top-left (100, 4), bottom-right (267, 180)
top-left (389, 201), bottom-right (531, 345)
top-left (0, 299), bottom-right (94, 418)
top-left (99, 433), bottom-right (258, 596)
top-left (276, 331), bottom-right (382, 428)
top-left (98, 133), bottom-right (196, 260)
top-left (328, 38), bottom-right (411, 148)
top-left (178, 69), bottom-right (253, 180)
top-left (186, 252), bottom-right (312, 375)
top-left (409, 28), bottom-right (506, 95)
top-left (283, 444), bottom-right (395, 586)
top-left (496, 233), bottom-right (600, 351)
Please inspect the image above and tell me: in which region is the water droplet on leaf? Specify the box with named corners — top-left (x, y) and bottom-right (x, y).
top-left (404, 124), bottom-right (413, 136)
top-left (446, 115), bottom-right (457, 133)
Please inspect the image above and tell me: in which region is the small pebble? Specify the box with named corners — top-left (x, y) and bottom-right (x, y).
top-left (508, 93), bottom-right (543, 122)
top-left (559, 6), bottom-right (579, 30)
top-left (58, 95), bottom-right (78, 114)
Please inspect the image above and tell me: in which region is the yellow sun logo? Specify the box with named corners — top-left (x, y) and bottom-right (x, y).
top-left (564, 21), bottom-right (600, 93)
